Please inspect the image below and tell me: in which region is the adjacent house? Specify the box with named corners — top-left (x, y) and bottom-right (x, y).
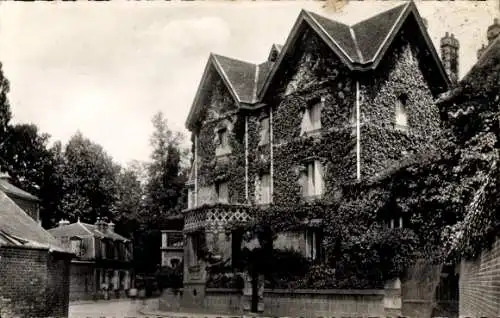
top-left (437, 19), bottom-right (500, 318)
top-left (48, 218), bottom-right (134, 301)
top-left (0, 171), bottom-right (41, 223)
top-left (0, 171), bottom-right (72, 318)
top-left (182, 0), bottom-right (455, 312)
top-left (161, 215), bottom-right (184, 269)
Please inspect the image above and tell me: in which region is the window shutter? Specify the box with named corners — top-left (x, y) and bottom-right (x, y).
top-left (219, 182), bottom-right (229, 203)
top-left (260, 117), bottom-right (270, 145)
top-left (300, 108), bottom-right (311, 136)
top-left (308, 163), bottom-right (315, 196)
top-left (299, 171), bottom-right (308, 197)
top-left (314, 161), bottom-right (324, 196)
top-left (261, 174), bottom-right (271, 204)
top-left (254, 177), bottom-right (261, 203)
top-left (310, 103), bottom-right (322, 130)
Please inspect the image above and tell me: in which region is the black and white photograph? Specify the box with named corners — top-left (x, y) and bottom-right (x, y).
top-left (0, 0), bottom-right (499, 317)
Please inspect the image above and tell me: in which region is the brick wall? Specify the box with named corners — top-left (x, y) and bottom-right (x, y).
top-left (459, 237), bottom-right (500, 317)
top-left (0, 246), bottom-right (71, 318)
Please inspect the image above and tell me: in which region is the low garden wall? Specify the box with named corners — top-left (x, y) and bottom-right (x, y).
top-left (162, 287), bottom-right (396, 317)
top-left (264, 289), bottom-right (386, 318)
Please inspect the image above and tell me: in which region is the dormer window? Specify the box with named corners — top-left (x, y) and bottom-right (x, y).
top-left (301, 99), bottom-right (323, 136)
top-left (215, 127), bottom-right (231, 156)
top-left (70, 237), bottom-right (83, 257)
top-left (216, 181), bottom-right (229, 203)
top-left (300, 160), bottom-right (324, 199)
top-left (395, 93), bottom-right (408, 131)
top-left (258, 117), bottom-right (270, 146)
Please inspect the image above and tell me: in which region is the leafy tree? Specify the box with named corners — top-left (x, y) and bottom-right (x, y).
top-left (113, 165), bottom-right (144, 238)
top-left (0, 62), bottom-right (12, 165)
top-left (58, 131), bottom-right (120, 223)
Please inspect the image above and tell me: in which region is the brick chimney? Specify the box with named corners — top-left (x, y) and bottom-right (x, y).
top-left (478, 18), bottom-right (500, 60)
top-left (487, 18), bottom-right (500, 44)
top-left (95, 217), bottom-right (107, 233)
top-left (107, 221), bottom-right (115, 233)
top-left (440, 32), bottom-right (460, 84)
top-left (58, 219), bottom-right (70, 227)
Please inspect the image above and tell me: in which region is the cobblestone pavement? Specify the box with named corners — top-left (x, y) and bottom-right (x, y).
top-left (69, 298), bottom-right (159, 318)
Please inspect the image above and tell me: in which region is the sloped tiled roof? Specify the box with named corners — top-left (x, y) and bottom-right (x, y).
top-left (49, 221), bottom-right (130, 242)
top-left (186, 1), bottom-right (449, 130)
top-left (307, 11), bottom-right (361, 62)
top-left (0, 174), bottom-right (40, 202)
top-left (351, 3), bottom-right (407, 63)
top-left (213, 54), bottom-right (257, 104)
top-left (0, 191), bottom-right (68, 253)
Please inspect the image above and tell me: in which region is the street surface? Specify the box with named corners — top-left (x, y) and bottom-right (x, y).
top-left (69, 298), bottom-right (159, 318)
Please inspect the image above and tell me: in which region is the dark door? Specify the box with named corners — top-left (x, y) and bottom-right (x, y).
top-left (251, 273), bottom-right (259, 313)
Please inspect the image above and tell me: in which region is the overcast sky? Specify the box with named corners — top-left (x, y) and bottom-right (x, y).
top-left (0, 1), bottom-right (497, 166)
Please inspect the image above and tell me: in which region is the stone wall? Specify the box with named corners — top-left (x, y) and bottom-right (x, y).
top-left (459, 237), bottom-right (500, 318)
top-left (69, 263), bottom-right (95, 301)
top-left (167, 287), bottom-right (401, 318)
top-left (263, 289), bottom-right (385, 318)
top-left (0, 246), bottom-right (71, 318)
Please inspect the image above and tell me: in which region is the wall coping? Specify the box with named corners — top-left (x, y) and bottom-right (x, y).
top-left (206, 288), bottom-right (242, 293)
top-left (263, 288), bottom-right (385, 295)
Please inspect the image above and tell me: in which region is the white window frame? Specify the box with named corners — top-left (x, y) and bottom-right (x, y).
top-left (395, 94), bottom-right (409, 131)
top-left (258, 117), bottom-right (270, 146)
top-left (216, 182), bottom-right (229, 203)
top-left (303, 160), bottom-right (324, 198)
top-left (304, 229), bottom-right (317, 260)
top-left (215, 127), bottom-right (231, 156)
top-left (300, 99), bottom-right (323, 136)
top-left (256, 173), bottom-right (272, 204)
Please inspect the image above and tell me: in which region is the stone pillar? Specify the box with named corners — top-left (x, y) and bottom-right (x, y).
top-left (242, 272), bottom-right (253, 312)
top-left (384, 277), bottom-right (402, 317)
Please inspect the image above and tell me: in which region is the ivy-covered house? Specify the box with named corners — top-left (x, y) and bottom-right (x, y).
top-left (182, 1), bottom-right (458, 314)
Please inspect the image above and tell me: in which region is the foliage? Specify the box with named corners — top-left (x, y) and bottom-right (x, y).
top-left (206, 272), bottom-right (244, 289)
top-left (57, 131), bottom-right (120, 223)
top-left (0, 62), bottom-right (11, 146)
top-left (156, 263), bottom-right (184, 290)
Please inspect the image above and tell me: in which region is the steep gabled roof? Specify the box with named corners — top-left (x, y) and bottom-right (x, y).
top-left (0, 191), bottom-right (67, 253)
top-left (258, 1), bottom-right (449, 99)
top-left (186, 1), bottom-right (450, 130)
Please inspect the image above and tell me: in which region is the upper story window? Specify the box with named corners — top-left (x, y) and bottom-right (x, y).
top-left (258, 117), bottom-right (270, 146)
top-left (301, 99), bottom-right (323, 136)
top-left (216, 181), bottom-right (229, 203)
top-left (255, 173), bottom-right (271, 204)
top-left (395, 93), bottom-right (408, 131)
top-left (304, 229), bottom-right (319, 261)
top-left (215, 127), bottom-right (231, 156)
top-left (301, 160), bottom-right (324, 199)
top-left (389, 217), bottom-right (404, 229)
top-left (70, 238), bottom-right (83, 257)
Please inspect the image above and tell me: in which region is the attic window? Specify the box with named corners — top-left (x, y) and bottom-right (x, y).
top-left (395, 93), bottom-right (409, 131)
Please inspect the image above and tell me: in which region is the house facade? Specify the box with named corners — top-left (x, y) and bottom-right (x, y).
top-left (48, 218), bottom-right (134, 301)
top-left (0, 172), bottom-right (72, 318)
top-left (182, 1), bottom-right (455, 311)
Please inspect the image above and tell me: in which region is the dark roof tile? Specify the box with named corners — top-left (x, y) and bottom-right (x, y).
top-left (213, 54), bottom-right (257, 103)
top-left (306, 11), bottom-right (361, 62)
top-left (0, 191), bottom-right (66, 252)
top-left (351, 3), bottom-right (408, 63)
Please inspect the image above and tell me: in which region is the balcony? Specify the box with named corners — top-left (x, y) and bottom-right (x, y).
top-left (183, 203), bottom-right (253, 233)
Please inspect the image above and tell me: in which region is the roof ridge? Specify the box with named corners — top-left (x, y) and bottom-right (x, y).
top-left (349, 26), bottom-right (364, 63)
top-left (351, 2), bottom-right (409, 28)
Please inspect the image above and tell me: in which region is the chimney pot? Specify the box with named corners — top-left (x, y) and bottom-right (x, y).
top-left (58, 219), bottom-right (70, 227)
top-left (107, 222), bottom-right (115, 233)
top-left (440, 32), bottom-right (460, 85)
